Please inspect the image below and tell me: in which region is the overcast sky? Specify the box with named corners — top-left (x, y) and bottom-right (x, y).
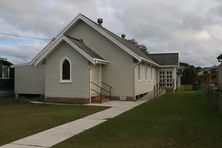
top-left (0, 0), bottom-right (222, 67)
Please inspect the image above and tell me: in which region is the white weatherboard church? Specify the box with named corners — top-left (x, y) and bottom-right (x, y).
top-left (13, 13), bottom-right (181, 103)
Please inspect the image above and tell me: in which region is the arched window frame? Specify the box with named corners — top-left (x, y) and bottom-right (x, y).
top-left (60, 57), bottom-right (72, 83)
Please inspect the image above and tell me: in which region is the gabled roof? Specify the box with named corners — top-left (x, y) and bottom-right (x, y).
top-left (31, 13), bottom-right (160, 67)
top-left (217, 54), bottom-right (222, 59)
top-left (66, 36), bottom-right (105, 60)
top-left (80, 15), bottom-right (157, 65)
top-left (148, 53), bottom-right (179, 66)
top-left (0, 58), bottom-right (13, 66)
top-left (30, 35), bottom-right (108, 66)
top-left (217, 54), bottom-right (222, 62)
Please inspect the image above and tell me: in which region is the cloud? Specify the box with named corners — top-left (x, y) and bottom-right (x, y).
top-left (0, 40), bottom-right (48, 64)
top-left (0, 0), bottom-right (222, 67)
top-left (99, 0), bottom-right (222, 67)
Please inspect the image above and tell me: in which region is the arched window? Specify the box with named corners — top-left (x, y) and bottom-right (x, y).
top-left (62, 59), bottom-right (70, 80)
top-left (60, 57), bottom-right (72, 82)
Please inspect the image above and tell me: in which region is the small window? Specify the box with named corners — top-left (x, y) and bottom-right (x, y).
top-left (2, 66), bottom-right (9, 79)
top-left (151, 67), bottom-right (153, 80)
top-left (138, 64), bottom-right (141, 80)
top-left (145, 65), bottom-right (148, 80)
top-left (60, 57), bottom-right (72, 82)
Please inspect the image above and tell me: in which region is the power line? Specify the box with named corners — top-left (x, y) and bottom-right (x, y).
top-left (0, 32), bottom-right (52, 41)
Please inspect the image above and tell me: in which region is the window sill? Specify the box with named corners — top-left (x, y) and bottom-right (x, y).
top-left (0, 77), bottom-right (11, 79)
top-left (59, 80), bottom-right (72, 83)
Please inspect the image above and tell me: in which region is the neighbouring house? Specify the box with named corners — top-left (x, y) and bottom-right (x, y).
top-left (0, 58), bottom-right (14, 96)
top-left (13, 13), bottom-right (181, 103)
top-left (198, 66), bottom-right (218, 84)
top-left (217, 54), bottom-right (222, 90)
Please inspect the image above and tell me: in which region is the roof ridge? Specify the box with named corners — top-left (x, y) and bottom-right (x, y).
top-left (149, 52), bottom-right (178, 55)
top-left (150, 52), bottom-right (178, 54)
top-left (79, 14), bottom-right (156, 63)
top-left (148, 53), bottom-right (179, 66)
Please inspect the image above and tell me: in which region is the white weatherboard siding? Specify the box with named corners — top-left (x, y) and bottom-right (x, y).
top-left (67, 20), bottom-right (134, 98)
top-left (134, 63), bottom-right (158, 96)
top-left (90, 64), bottom-right (101, 97)
top-left (45, 41), bottom-right (90, 99)
top-left (15, 65), bottom-right (45, 94)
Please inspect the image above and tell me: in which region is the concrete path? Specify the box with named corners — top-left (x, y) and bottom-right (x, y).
top-left (2, 93), bottom-right (154, 148)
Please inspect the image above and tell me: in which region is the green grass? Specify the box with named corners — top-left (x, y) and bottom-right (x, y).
top-left (0, 97), bottom-right (107, 146)
top-left (54, 87), bottom-right (222, 148)
top-left (177, 85), bottom-right (192, 91)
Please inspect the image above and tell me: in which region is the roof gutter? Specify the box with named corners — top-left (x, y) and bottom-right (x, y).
top-left (11, 63), bottom-right (30, 68)
top-left (94, 58), bottom-right (109, 65)
top-left (139, 57), bottom-right (160, 67)
top-left (159, 65), bottom-right (178, 68)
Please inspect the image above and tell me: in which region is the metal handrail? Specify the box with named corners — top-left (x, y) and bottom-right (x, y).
top-left (91, 82), bottom-right (110, 93)
top-left (154, 78), bottom-right (175, 98)
top-left (91, 88), bottom-right (101, 96)
top-left (101, 81), bottom-right (112, 99)
top-left (154, 82), bottom-right (165, 98)
top-left (101, 81), bottom-right (112, 88)
top-left (91, 81), bottom-right (112, 100)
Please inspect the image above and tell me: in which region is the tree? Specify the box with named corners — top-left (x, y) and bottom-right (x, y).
top-left (180, 62), bottom-right (199, 84)
top-left (127, 38), bottom-right (149, 55)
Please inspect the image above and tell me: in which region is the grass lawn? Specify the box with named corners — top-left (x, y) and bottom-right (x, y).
top-left (54, 87), bottom-right (222, 148)
top-left (0, 97), bottom-right (107, 146)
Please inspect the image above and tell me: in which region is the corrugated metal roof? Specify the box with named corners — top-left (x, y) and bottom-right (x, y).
top-left (66, 36), bottom-right (105, 60)
top-left (80, 14), bottom-right (156, 63)
top-left (148, 53), bottom-right (179, 66)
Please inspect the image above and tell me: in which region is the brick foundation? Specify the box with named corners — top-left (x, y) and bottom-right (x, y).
top-left (91, 95), bottom-right (109, 103)
top-left (45, 95), bottom-right (135, 104)
top-left (110, 96), bottom-right (120, 100)
top-left (126, 96), bottom-right (135, 101)
top-left (45, 96), bottom-right (90, 104)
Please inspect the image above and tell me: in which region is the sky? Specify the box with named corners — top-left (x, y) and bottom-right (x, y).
top-left (0, 0), bottom-right (222, 67)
